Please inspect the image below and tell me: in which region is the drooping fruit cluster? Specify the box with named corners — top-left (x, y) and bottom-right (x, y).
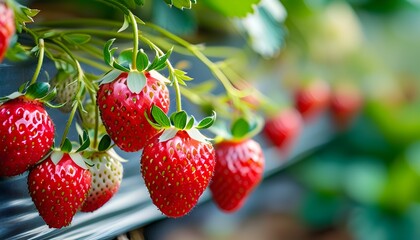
top-left (0, 96), bottom-right (55, 177)
top-left (210, 138), bottom-right (264, 212)
top-left (97, 71), bottom-right (170, 152)
top-left (0, 2), bottom-right (15, 62)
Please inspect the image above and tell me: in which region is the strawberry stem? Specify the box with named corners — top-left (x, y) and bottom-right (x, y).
top-left (30, 39), bottom-right (45, 85)
top-left (128, 11), bottom-right (139, 71)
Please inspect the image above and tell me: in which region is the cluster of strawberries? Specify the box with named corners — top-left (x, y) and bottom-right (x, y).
top-left (0, 1), bottom-right (364, 231)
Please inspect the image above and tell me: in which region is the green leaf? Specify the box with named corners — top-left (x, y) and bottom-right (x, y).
top-left (196, 112), bottom-right (216, 129)
top-left (151, 105), bottom-right (171, 127)
top-left (62, 33), bottom-right (91, 45)
top-left (127, 71), bottom-right (146, 94)
top-left (186, 116), bottom-right (195, 130)
top-left (231, 118), bottom-right (250, 139)
top-left (99, 69), bottom-right (122, 84)
top-left (136, 49), bottom-right (149, 71)
top-left (69, 153), bottom-right (88, 169)
top-left (0, 92), bottom-right (24, 103)
top-left (236, 0), bottom-right (286, 57)
top-left (98, 135), bottom-right (112, 151)
top-left (118, 15), bottom-right (130, 32)
top-left (201, 0), bottom-right (260, 17)
top-left (171, 111), bottom-right (188, 129)
top-left (61, 138), bottom-right (73, 153)
top-left (113, 61), bottom-right (130, 72)
top-left (25, 82), bottom-right (50, 100)
top-left (103, 38), bottom-right (117, 66)
top-left (159, 128), bottom-right (179, 142)
top-left (51, 151), bottom-right (64, 165)
top-left (134, 0), bottom-right (145, 6)
top-left (39, 87), bottom-right (57, 102)
top-left (76, 137), bottom-right (90, 152)
top-left (117, 49), bottom-right (133, 68)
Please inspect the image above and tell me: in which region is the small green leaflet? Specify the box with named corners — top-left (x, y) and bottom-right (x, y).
top-left (127, 71), bottom-right (146, 94)
top-left (151, 105), bottom-right (171, 127)
top-left (25, 82), bottom-right (51, 100)
top-left (76, 130), bottom-right (91, 152)
top-left (231, 118), bottom-right (250, 139)
top-left (170, 111), bottom-right (188, 129)
top-left (103, 38), bottom-right (118, 66)
top-left (172, 69), bottom-right (193, 86)
top-left (99, 69), bottom-right (122, 84)
top-left (196, 111), bottom-right (216, 129)
top-left (61, 138), bottom-right (73, 153)
top-left (118, 15), bottom-right (130, 32)
top-left (98, 134), bottom-right (112, 152)
top-left (146, 48), bottom-right (172, 71)
top-left (136, 49), bottom-right (149, 71)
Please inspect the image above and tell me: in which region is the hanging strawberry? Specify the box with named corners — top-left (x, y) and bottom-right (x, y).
top-left (0, 82), bottom-right (56, 177)
top-left (141, 106), bottom-right (216, 217)
top-left (210, 118), bottom-right (265, 212)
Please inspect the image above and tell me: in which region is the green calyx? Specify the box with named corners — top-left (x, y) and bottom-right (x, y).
top-left (146, 105), bottom-right (216, 143)
top-left (212, 116), bottom-right (264, 143)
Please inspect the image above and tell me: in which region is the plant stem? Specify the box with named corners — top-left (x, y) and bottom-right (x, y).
top-left (129, 11), bottom-right (139, 71)
top-left (59, 95), bottom-right (80, 147)
top-left (139, 35), bottom-right (183, 112)
top-left (30, 39), bottom-right (45, 84)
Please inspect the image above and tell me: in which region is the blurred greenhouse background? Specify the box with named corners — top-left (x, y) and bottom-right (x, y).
top-left (139, 0), bottom-right (420, 239)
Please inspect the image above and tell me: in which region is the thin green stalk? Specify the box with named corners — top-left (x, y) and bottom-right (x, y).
top-left (76, 55), bottom-right (110, 72)
top-left (59, 93), bottom-right (81, 147)
top-left (30, 39), bottom-right (45, 84)
top-left (128, 11), bottom-right (139, 71)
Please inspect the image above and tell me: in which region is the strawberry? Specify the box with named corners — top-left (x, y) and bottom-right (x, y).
top-left (0, 2), bottom-right (15, 62)
top-left (28, 152), bottom-right (91, 228)
top-left (0, 96), bottom-right (55, 177)
top-left (141, 130), bottom-right (215, 218)
top-left (97, 71), bottom-right (170, 152)
top-left (330, 83), bottom-right (363, 129)
top-left (263, 108), bottom-right (302, 155)
top-left (50, 70), bottom-right (80, 113)
top-left (80, 149), bottom-right (123, 212)
top-left (295, 79), bottom-right (330, 121)
top-left (210, 138), bottom-right (264, 212)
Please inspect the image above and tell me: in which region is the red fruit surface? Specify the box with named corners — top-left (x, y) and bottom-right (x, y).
top-left (210, 139), bottom-right (265, 212)
top-left (97, 72), bottom-right (170, 152)
top-left (263, 108), bottom-right (302, 155)
top-left (141, 131), bottom-right (215, 218)
top-left (28, 154), bottom-right (92, 228)
top-left (81, 150), bottom-right (123, 212)
top-left (0, 97), bottom-right (55, 177)
top-left (295, 79), bottom-right (330, 121)
top-left (330, 84), bottom-right (363, 129)
top-left (0, 3), bottom-right (15, 62)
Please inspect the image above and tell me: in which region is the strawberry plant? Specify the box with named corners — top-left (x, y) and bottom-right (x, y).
top-left (0, 0), bottom-right (293, 229)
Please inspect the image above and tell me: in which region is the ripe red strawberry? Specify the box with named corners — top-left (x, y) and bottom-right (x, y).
top-left (330, 83), bottom-right (363, 129)
top-left (141, 130), bottom-right (215, 218)
top-left (97, 71), bottom-right (170, 152)
top-left (295, 79), bottom-right (330, 121)
top-left (28, 153), bottom-right (91, 228)
top-left (263, 108), bottom-right (302, 156)
top-left (0, 96), bottom-right (55, 177)
top-left (210, 138), bottom-right (264, 212)
top-left (0, 2), bottom-right (15, 62)
top-left (80, 149), bottom-right (123, 212)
